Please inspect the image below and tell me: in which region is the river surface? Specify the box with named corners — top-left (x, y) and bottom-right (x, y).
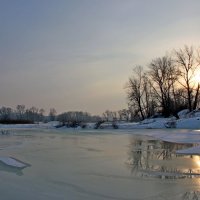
top-left (0, 129), bottom-right (200, 200)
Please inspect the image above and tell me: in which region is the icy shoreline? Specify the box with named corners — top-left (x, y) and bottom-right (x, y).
top-left (1, 111), bottom-right (200, 156)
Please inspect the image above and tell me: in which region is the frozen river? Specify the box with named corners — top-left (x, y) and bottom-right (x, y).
top-left (0, 129), bottom-right (200, 200)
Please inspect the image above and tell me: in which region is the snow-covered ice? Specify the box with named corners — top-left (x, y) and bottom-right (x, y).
top-left (0, 157), bottom-right (29, 168)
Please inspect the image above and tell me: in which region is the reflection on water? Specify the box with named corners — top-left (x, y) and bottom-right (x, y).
top-left (127, 136), bottom-right (200, 179)
top-left (0, 161), bottom-right (25, 176)
top-left (183, 191), bottom-right (200, 200)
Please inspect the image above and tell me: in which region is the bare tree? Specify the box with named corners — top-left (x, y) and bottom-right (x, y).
top-left (49, 108), bottom-right (57, 121)
top-left (142, 74), bottom-right (157, 117)
top-left (39, 108), bottom-right (45, 121)
top-left (0, 107), bottom-right (12, 120)
top-left (25, 106), bottom-right (40, 122)
top-left (118, 109), bottom-right (130, 121)
top-left (102, 110), bottom-right (117, 122)
top-left (57, 111), bottom-right (96, 127)
top-left (126, 66), bottom-right (155, 120)
top-left (16, 105), bottom-right (25, 120)
top-left (148, 56), bottom-right (179, 117)
top-left (127, 66), bottom-right (145, 119)
top-left (174, 45), bottom-right (200, 111)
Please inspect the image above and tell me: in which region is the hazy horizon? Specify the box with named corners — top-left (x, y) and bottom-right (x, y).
top-left (1, 0), bottom-right (200, 115)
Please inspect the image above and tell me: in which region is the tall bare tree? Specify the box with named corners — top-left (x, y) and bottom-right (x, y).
top-left (126, 66), bottom-right (155, 120)
top-left (148, 56), bottom-right (179, 117)
top-left (49, 108), bottom-right (57, 121)
top-left (16, 105), bottom-right (25, 120)
top-left (0, 107), bottom-right (12, 120)
top-left (174, 45), bottom-right (200, 111)
top-left (118, 109), bottom-right (130, 121)
top-left (102, 110), bottom-right (117, 122)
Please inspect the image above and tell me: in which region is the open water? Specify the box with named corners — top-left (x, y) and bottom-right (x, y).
top-left (0, 129), bottom-right (199, 200)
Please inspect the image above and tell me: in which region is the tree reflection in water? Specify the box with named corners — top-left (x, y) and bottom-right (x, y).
top-left (182, 191), bottom-right (200, 200)
top-left (127, 135), bottom-right (200, 179)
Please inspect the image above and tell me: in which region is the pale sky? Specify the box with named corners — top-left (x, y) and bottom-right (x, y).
top-left (0, 0), bottom-right (200, 115)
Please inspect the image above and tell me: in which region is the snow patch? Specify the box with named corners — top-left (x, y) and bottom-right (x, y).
top-left (0, 157), bottom-right (29, 168)
top-left (178, 109), bottom-right (190, 118)
top-left (176, 117), bottom-right (200, 129)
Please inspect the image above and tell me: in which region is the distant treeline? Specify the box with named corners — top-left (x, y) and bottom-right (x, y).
top-left (126, 45), bottom-right (200, 120)
top-left (0, 105), bottom-right (102, 125)
top-left (0, 105), bottom-right (45, 124)
top-left (0, 104), bottom-right (134, 125)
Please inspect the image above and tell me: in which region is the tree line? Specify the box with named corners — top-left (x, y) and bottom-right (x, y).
top-left (0, 105), bottom-right (46, 123)
top-left (0, 105), bottom-right (102, 126)
top-left (126, 45), bottom-right (200, 120)
top-left (0, 104), bottom-right (132, 125)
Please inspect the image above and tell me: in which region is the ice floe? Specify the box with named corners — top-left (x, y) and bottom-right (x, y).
top-left (0, 157), bottom-right (29, 168)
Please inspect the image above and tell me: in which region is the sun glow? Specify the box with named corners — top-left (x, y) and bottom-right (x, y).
top-left (193, 155), bottom-right (200, 168)
top-left (192, 71), bottom-right (200, 86)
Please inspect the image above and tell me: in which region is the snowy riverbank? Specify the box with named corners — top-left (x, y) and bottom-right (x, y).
top-left (99, 109), bottom-right (200, 129)
top-left (0, 109), bottom-right (200, 130)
